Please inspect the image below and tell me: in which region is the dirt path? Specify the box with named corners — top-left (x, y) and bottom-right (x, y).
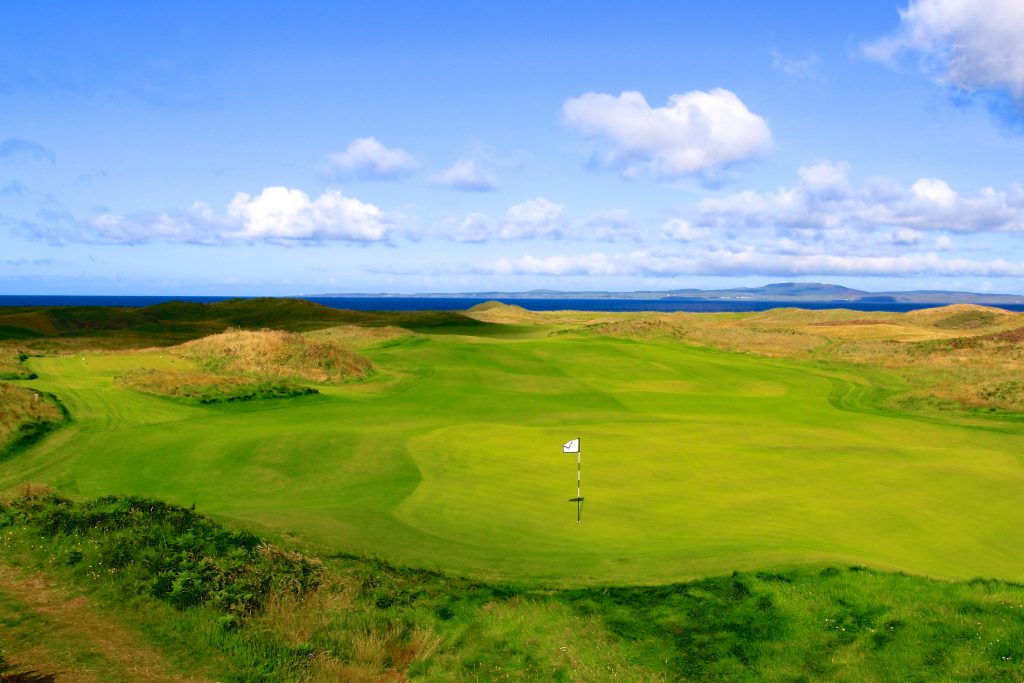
top-left (0, 564), bottom-right (211, 683)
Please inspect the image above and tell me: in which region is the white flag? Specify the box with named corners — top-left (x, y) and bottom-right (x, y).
top-left (563, 438), bottom-right (580, 453)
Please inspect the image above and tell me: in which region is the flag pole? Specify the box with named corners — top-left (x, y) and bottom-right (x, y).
top-left (565, 437), bottom-right (584, 523)
top-left (576, 441), bottom-right (581, 523)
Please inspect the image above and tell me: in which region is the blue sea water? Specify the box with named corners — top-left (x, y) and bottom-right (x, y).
top-left (1, 294), bottom-right (1024, 313)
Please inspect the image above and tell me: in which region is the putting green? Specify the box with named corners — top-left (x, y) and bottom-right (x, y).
top-left (3, 331), bottom-right (1024, 585)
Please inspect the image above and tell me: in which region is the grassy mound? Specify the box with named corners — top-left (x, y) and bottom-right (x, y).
top-left (0, 383), bottom-right (66, 458)
top-left (466, 300), bottom-right (514, 313)
top-left (118, 369), bottom-right (318, 404)
top-left (177, 329), bottom-right (373, 382)
top-left (933, 307), bottom-right (1003, 329)
top-left (0, 351), bottom-right (37, 380)
top-left (904, 303), bottom-right (1018, 329)
top-left (575, 315), bottom-right (685, 339)
top-left (304, 324), bottom-right (418, 349)
top-left (465, 301), bottom-right (545, 324)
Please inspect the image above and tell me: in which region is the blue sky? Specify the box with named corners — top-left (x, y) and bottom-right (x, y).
top-left (3, 0), bottom-right (1024, 295)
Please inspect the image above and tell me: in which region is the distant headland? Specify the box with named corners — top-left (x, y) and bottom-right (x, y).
top-left (310, 282), bottom-right (1024, 305)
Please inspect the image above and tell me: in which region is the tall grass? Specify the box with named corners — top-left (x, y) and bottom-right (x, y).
top-left (0, 350), bottom-right (37, 380)
top-left (177, 329), bottom-right (373, 383)
top-left (0, 383), bottom-right (66, 457)
top-left (566, 305), bottom-right (1024, 415)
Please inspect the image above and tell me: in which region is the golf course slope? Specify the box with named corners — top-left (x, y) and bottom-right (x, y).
top-left (2, 314), bottom-right (1023, 586)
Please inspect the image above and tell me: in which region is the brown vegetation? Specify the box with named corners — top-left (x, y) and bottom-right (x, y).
top-left (549, 304), bottom-right (1024, 414)
top-left (175, 329), bottom-right (373, 383)
top-left (0, 384), bottom-right (64, 456)
top-left (0, 563), bottom-right (207, 683)
top-left (304, 324), bottom-right (417, 349)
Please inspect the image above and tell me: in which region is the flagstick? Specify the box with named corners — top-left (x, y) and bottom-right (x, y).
top-left (565, 437), bottom-right (584, 523)
top-left (576, 450), bottom-right (581, 523)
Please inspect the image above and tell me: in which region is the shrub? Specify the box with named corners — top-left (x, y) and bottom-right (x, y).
top-left (0, 494), bottom-right (323, 616)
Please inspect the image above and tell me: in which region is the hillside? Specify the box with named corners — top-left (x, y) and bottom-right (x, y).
top-left (0, 298), bottom-right (486, 349)
top-left (176, 329), bottom-right (373, 383)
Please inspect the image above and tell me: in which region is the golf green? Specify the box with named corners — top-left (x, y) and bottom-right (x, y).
top-left (4, 331), bottom-right (1024, 585)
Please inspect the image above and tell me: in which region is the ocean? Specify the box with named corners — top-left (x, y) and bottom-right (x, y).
top-left (2, 295), bottom-right (1024, 313)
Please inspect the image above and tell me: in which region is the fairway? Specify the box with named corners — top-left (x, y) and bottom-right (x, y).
top-left (4, 330), bottom-right (1024, 585)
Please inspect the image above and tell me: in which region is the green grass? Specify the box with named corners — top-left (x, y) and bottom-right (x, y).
top-left (1, 327), bottom-right (1023, 587)
top-left (5, 494), bottom-right (1024, 680)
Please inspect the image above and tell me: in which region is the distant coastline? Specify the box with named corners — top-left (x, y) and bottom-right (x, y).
top-left (309, 281), bottom-right (1024, 305)
top-left (3, 294), bottom-right (1024, 314)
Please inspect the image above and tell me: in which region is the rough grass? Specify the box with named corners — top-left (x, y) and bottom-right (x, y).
top-left (550, 305), bottom-right (1024, 414)
top-left (4, 492), bottom-right (1024, 681)
top-left (0, 384), bottom-right (65, 458)
top-left (118, 369), bottom-right (318, 404)
top-left (0, 493), bottom-right (323, 618)
top-left (176, 328), bottom-right (373, 383)
top-left (0, 351), bottom-right (37, 381)
top-left (304, 324), bottom-right (418, 349)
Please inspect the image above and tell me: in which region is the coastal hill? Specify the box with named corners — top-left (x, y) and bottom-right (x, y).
top-left (314, 281), bottom-right (1024, 304)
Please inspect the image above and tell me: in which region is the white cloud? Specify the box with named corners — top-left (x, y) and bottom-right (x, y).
top-left (911, 177), bottom-right (956, 207)
top-left (661, 218), bottom-right (709, 241)
top-left (227, 187), bottom-right (388, 241)
top-left (438, 197), bottom-right (565, 242)
top-left (434, 158), bottom-right (497, 192)
top-left (935, 234), bottom-right (954, 250)
top-left (37, 187), bottom-right (390, 244)
top-left (480, 249), bottom-right (1024, 278)
top-left (887, 227), bottom-right (924, 245)
top-left (865, 0), bottom-right (1024, 102)
top-left (696, 161), bottom-right (1024, 234)
top-left (562, 88), bottom-right (772, 178)
top-left (325, 137), bottom-right (417, 180)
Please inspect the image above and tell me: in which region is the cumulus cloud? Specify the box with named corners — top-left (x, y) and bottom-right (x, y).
top-left (695, 161), bottom-right (1024, 235)
top-left (325, 137), bottom-right (417, 180)
top-left (562, 88), bottom-right (772, 178)
top-left (434, 158), bottom-right (497, 191)
top-left (227, 187), bottom-right (388, 241)
top-left (24, 187), bottom-right (390, 245)
top-left (865, 0), bottom-right (1024, 103)
top-left (0, 138), bottom-right (54, 164)
top-left (481, 249), bottom-right (1024, 278)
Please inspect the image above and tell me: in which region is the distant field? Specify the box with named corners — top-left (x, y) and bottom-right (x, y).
top-left (2, 307), bottom-right (1024, 585)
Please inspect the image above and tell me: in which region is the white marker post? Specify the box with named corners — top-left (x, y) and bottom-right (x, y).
top-left (564, 437), bottom-right (583, 522)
